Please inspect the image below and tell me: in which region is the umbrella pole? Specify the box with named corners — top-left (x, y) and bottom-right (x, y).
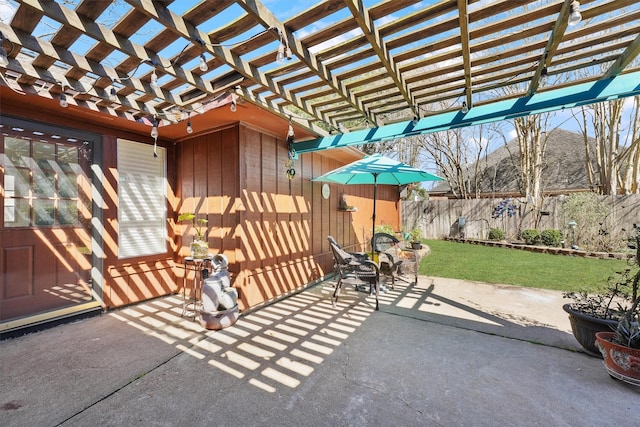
top-left (372, 174), bottom-right (377, 253)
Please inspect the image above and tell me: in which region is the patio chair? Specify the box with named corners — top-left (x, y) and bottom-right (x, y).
top-left (372, 233), bottom-right (418, 286)
top-left (327, 236), bottom-right (380, 310)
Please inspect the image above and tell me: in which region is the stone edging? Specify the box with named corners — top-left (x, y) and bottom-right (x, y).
top-left (443, 237), bottom-right (632, 260)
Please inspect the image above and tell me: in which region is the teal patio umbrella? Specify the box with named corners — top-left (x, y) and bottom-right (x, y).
top-left (312, 154), bottom-right (444, 247)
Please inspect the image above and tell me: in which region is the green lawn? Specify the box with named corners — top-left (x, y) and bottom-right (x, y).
top-left (419, 239), bottom-right (629, 293)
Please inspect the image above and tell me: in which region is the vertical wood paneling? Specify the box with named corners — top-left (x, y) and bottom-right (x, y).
top-left (207, 131), bottom-right (223, 249)
top-left (2, 246), bottom-right (33, 299)
top-left (174, 123), bottom-right (399, 311)
top-left (221, 126), bottom-right (240, 265)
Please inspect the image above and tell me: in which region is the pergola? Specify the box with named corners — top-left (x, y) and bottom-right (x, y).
top-left (1, 0), bottom-right (639, 150)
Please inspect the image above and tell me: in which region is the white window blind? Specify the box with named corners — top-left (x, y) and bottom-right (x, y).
top-left (117, 139), bottom-right (167, 259)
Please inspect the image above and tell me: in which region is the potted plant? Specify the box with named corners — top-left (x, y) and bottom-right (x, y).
top-left (409, 227), bottom-right (422, 250)
top-left (595, 283), bottom-right (640, 385)
top-left (178, 212), bottom-right (209, 258)
top-left (563, 224), bottom-right (640, 357)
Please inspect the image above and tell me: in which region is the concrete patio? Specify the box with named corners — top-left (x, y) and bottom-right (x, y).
top-left (1, 276), bottom-right (639, 426)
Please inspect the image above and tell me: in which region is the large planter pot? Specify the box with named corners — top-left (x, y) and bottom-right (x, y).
top-left (595, 331), bottom-right (640, 386)
top-left (563, 303), bottom-right (618, 358)
top-left (198, 304), bottom-right (239, 330)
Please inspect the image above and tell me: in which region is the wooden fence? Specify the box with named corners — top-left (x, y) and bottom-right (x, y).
top-left (402, 194), bottom-right (640, 250)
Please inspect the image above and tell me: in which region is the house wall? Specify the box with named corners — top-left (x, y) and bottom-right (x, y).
top-left (1, 104), bottom-right (400, 324)
top-left (177, 123), bottom-right (399, 311)
top-left (101, 135), bottom-right (179, 308)
top-left (0, 104), bottom-right (179, 318)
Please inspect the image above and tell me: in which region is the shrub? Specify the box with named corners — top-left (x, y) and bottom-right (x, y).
top-left (488, 228), bottom-right (504, 241)
top-left (559, 192), bottom-right (616, 251)
top-left (521, 229), bottom-right (540, 245)
top-left (409, 227), bottom-right (422, 242)
top-left (541, 229), bottom-right (562, 247)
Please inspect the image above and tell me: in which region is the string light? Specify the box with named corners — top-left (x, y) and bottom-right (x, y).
top-left (59, 83), bottom-right (68, 108)
top-left (276, 43), bottom-right (285, 64)
top-left (230, 99), bottom-right (237, 112)
top-left (109, 86), bottom-right (117, 102)
top-left (287, 116), bottom-right (295, 138)
top-left (186, 112), bottom-right (193, 134)
top-left (275, 28), bottom-right (292, 64)
top-left (461, 101), bottom-right (468, 114)
top-left (150, 69), bottom-right (158, 88)
top-left (199, 53), bottom-right (208, 72)
top-left (150, 116), bottom-right (159, 138)
top-left (568, 1), bottom-right (582, 26)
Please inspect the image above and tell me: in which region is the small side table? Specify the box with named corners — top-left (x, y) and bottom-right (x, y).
top-left (182, 256), bottom-right (212, 318)
top-left (399, 246), bottom-right (429, 284)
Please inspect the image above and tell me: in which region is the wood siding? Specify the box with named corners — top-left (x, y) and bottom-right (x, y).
top-left (177, 123), bottom-right (399, 311)
top-left (97, 136), bottom-right (179, 308)
top-left (2, 105), bottom-right (399, 321)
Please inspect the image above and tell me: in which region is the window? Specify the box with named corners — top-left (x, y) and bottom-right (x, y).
top-left (2, 128), bottom-right (90, 228)
top-left (117, 139), bottom-right (167, 258)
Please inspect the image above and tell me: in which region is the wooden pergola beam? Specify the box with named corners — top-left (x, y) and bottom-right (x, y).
top-left (295, 69), bottom-right (640, 153)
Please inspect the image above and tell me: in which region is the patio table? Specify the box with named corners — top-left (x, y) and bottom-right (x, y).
top-left (181, 256), bottom-right (212, 318)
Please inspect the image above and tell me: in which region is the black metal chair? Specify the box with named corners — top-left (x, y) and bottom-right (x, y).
top-left (372, 233), bottom-right (418, 286)
top-left (327, 236), bottom-right (380, 310)
top-left (371, 233), bottom-right (403, 288)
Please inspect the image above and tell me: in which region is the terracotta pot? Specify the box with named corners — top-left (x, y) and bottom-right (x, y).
top-left (562, 304), bottom-right (618, 358)
top-left (595, 331), bottom-right (640, 386)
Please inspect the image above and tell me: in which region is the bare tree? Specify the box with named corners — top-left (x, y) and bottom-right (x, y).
top-left (413, 125), bottom-right (491, 199)
top-left (513, 114), bottom-right (552, 206)
top-left (574, 96), bottom-right (640, 195)
top-left (619, 96), bottom-right (640, 194)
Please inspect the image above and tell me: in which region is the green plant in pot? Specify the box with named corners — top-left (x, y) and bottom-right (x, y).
top-left (178, 212), bottom-right (209, 259)
top-left (563, 224), bottom-right (640, 357)
top-left (409, 228), bottom-right (422, 250)
top-left (595, 230), bottom-right (640, 385)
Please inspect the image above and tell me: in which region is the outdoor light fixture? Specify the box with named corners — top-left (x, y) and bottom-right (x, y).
top-left (412, 116), bottom-right (419, 126)
top-left (568, 1), bottom-right (581, 26)
top-left (150, 116), bottom-right (159, 139)
top-left (230, 99), bottom-right (237, 112)
top-left (150, 69), bottom-right (158, 88)
top-left (287, 116), bottom-right (295, 138)
top-left (461, 101), bottom-right (468, 114)
top-left (109, 86), bottom-right (117, 102)
top-left (275, 28), bottom-right (292, 64)
top-left (276, 42), bottom-right (285, 64)
top-left (59, 84), bottom-right (68, 108)
top-left (0, 32), bottom-right (8, 67)
top-left (199, 53), bottom-right (208, 72)
top-left (186, 112), bottom-right (193, 134)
